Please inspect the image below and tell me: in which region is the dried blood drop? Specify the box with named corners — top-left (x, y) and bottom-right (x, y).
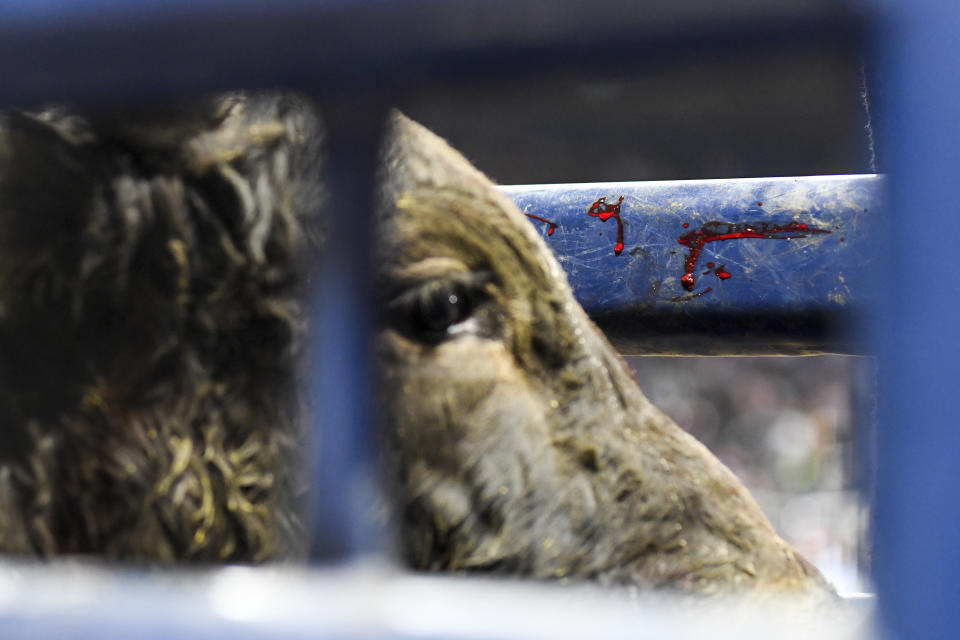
top-left (587, 195), bottom-right (626, 256)
top-left (525, 213), bottom-right (558, 237)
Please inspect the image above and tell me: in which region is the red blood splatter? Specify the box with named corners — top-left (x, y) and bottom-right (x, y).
top-left (587, 195), bottom-right (625, 256)
top-left (757, 201), bottom-right (763, 207)
top-left (706, 262), bottom-right (715, 268)
top-left (712, 264), bottom-right (732, 280)
top-left (840, 237), bottom-right (845, 242)
top-left (525, 213), bottom-right (558, 236)
top-left (683, 223), bottom-right (690, 228)
top-left (677, 220), bottom-right (831, 291)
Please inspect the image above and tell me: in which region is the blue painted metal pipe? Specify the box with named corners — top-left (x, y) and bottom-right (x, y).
top-left (870, 1), bottom-right (960, 638)
top-left (0, 0), bottom-right (864, 107)
top-left (503, 174), bottom-right (882, 354)
top-left (310, 102), bottom-right (387, 559)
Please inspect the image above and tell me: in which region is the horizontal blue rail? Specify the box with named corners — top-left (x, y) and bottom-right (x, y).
top-left (0, 563), bottom-right (872, 640)
top-left (503, 174), bottom-right (882, 354)
top-left (0, 1), bottom-right (864, 106)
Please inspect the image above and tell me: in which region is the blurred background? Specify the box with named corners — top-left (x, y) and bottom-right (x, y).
top-left (629, 355), bottom-right (872, 593)
top-left (402, 45), bottom-right (871, 184)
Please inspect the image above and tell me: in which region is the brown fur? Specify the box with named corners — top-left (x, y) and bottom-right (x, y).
top-left (376, 114), bottom-right (835, 601)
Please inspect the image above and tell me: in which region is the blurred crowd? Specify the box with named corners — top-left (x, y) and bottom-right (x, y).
top-left (627, 356), bottom-right (871, 593)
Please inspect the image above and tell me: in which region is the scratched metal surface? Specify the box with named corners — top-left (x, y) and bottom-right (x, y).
top-left (502, 174), bottom-right (882, 354)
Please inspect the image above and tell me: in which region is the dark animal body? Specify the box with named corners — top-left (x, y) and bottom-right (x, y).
top-left (0, 95), bottom-right (321, 561)
top-left (0, 94), bottom-right (834, 602)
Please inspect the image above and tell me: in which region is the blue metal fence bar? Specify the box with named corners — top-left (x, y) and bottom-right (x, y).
top-left (309, 100), bottom-right (388, 559)
top-left (504, 174), bottom-right (881, 355)
top-left (871, 2), bottom-right (960, 638)
top-left (0, 563), bottom-right (873, 640)
top-left (0, 0), bottom-right (864, 107)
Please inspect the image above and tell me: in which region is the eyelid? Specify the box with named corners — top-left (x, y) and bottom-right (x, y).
top-left (384, 270), bottom-right (492, 310)
top-left (390, 257), bottom-right (472, 284)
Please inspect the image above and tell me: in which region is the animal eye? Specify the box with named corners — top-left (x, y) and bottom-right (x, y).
top-left (385, 276), bottom-right (488, 343)
top-left (411, 281), bottom-right (475, 339)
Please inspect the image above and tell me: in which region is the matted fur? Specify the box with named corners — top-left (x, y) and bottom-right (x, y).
top-left (0, 94), bottom-right (321, 561)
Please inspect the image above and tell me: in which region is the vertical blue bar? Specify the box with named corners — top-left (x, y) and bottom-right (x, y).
top-left (309, 102), bottom-right (386, 559)
top-left (873, 2), bottom-right (960, 637)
